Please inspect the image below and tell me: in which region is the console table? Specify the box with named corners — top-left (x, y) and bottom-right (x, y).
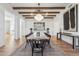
top-left (57, 32), bottom-right (79, 49)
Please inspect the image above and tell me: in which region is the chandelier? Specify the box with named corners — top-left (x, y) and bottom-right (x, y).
top-left (34, 14), bottom-right (44, 21)
top-left (34, 3), bottom-right (44, 21)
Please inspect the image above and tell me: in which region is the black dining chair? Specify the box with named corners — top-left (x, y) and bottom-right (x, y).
top-left (44, 33), bottom-right (51, 44)
top-left (25, 32), bottom-right (33, 48)
top-left (30, 39), bottom-right (45, 56)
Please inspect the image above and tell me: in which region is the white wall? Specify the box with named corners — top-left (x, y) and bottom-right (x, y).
top-left (5, 20), bottom-right (10, 33)
top-left (2, 4), bottom-right (24, 40)
top-left (14, 16), bottom-right (20, 39)
top-left (20, 19), bottom-right (26, 37)
top-left (53, 13), bottom-right (63, 35)
top-left (25, 19), bottom-right (54, 35)
top-left (0, 4), bottom-right (24, 47)
top-left (0, 5), bottom-right (5, 47)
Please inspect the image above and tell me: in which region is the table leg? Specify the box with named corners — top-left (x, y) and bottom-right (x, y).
top-left (72, 37), bottom-right (75, 49)
top-left (57, 33), bottom-right (58, 40)
top-left (60, 33), bottom-right (62, 40)
top-left (48, 39), bottom-right (51, 48)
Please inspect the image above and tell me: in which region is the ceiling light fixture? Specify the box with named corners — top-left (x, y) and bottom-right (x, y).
top-left (34, 3), bottom-right (44, 21)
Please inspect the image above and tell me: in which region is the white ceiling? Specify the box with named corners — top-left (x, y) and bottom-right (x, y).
top-left (13, 9), bottom-right (65, 12)
top-left (9, 3), bottom-right (69, 13)
top-left (9, 3), bottom-right (69, 7)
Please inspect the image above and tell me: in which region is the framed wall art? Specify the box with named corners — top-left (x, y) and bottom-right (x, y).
top-left (34, 22), bottom-right (45, 31)
top-left (63, 5), bottom-right (78, 32)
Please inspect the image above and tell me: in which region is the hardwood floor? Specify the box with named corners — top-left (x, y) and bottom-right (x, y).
top-left (0, 34), bottom-right (79, 56)
top-left (51, 36), bottom-right (79, 56)
top-left (0, 34), bottom-right (25, 56)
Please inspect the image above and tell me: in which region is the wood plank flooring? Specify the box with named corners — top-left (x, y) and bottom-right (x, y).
top-left (0, 34), bottom-right (25, 56)
top-left (51, 36), bottom-right (79, 56)
top-left (0, 34), bottom-right (79, 56)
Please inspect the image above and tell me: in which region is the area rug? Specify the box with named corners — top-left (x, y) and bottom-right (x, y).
top-left (11, 41), bottom-right (65, 56)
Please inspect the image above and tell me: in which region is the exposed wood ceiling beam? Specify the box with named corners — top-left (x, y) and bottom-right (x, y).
top-left (13, 7), bottom-right (65, 9)
top-left (25, 17), bottom-right (54, 19)
top-left (22, 15), bottom-right (56, 17)
top-left (44, 17), bottom-right (54, 19)
top-left (25, 17), bottom-right (33, 19)
top-left (24, 16), bottom-right (54, 18)
top-left (21, 13), bottom-right (57, 15)
top-left (19, 12), bottom-right (60, 14)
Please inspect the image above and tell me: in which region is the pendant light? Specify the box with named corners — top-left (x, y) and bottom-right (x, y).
top-left (34, 3), bottom-right (44, 21)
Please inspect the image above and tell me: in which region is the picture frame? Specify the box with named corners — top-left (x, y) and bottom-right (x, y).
top-left (34, 22), bottom-right (45, 31)
top-left (63, 5), bottom-right (78, 32)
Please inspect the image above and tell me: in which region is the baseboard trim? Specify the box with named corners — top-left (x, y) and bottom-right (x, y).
top-left (52, 35), bottom-right (72, 46)
top-left (61, 40), bottom-right (72, 46)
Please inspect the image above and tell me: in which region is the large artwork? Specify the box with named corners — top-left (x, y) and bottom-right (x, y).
top-left (34, 22), bottom-right (45, 31)
top-left (63, 5), bottom-right (78, 32)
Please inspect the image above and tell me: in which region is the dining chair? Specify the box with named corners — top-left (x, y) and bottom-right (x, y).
top-left (25, 32), bottom-right (33, 48)
top-left (30, 39), bottom-right (45, 56)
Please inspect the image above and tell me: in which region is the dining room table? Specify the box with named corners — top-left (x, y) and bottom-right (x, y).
top-left (25, 33), bottom-right (51, 56)
top-left (25, 32), bottom-right (51, 47)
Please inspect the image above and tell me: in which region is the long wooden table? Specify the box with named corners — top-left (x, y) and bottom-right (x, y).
top-left (25, 33), bottom-right (51, 48)
top-left (57, 32), bottom-right (79, 49)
